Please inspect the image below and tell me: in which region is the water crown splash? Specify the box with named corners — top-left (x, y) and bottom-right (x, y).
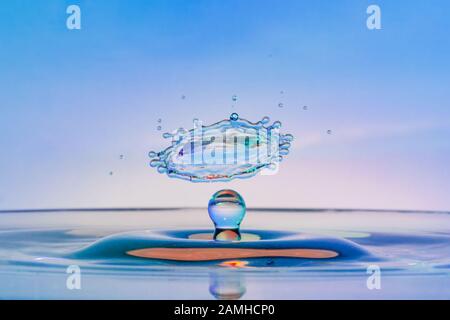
top-left (148, 113), bottom-right (293, 182)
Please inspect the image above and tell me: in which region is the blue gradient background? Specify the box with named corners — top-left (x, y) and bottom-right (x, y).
top-left (0, 0), bottom-right (449, 210)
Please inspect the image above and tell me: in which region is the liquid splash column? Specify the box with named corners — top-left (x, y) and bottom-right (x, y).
top-left (208, 190), bottom-right (246, 241)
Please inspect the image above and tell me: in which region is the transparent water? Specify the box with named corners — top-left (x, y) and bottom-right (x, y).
top-left (0, 208), bottom-right (449, 299)
top-left (148, 114), bottom-right (293, 182)
top-left (208, 189), bottom-right (246, 241)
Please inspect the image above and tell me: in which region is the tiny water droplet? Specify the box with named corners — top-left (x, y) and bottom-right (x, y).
top-left (181, 95), bottom-right (186, 100)
top-left (208, 190), bottom-right (246, 241)
top-left (157, 126), bottom-right (162, 131)
top-left (327, 130), bottom-right (332, 135)
top-left (303, 106), bottom-right (308, 110)
top-left (148, 151), bottom-right (157, 158)
top-left (232, 95), bottom-right (237, 102)
top-left (273, 121), bottom-right (282, 128)
top-left (109, 171), bottom-right (113, 175)
top-left (278, 103), bottom-right (284, 108)
top-left (280, 90), bottom-right (284, 94)
top-left (119, 155), bottom-right (124, 160)
top-left (157, 118), bottom-right (162, 123)
top-left (230, 113), bottom-right (239, 121)
top-left (193, 118), bottom-right (200, 126)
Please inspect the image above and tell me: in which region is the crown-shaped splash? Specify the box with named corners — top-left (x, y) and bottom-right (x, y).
top-left (148, 113), bottom-right (293, 182)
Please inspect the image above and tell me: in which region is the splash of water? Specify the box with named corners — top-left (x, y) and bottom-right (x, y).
top-left (208, 189), bottom-right (246, 241)
top-left (148, 113), bottom-right (293, 182)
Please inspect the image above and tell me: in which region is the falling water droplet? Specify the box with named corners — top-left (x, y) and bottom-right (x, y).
top-left (327, 130), bottom-right (332, 135)
top-left (232, 95), bottom-right (237, 102)
top-left (278, 103), bottom-right (284, 108)
top-left (303, 106), bottom-right (308, 110)
top-left (157, 126), bottom-right (162, 131)
top-left (109, 171), bottom-right (113, 176)
top-left (181, 95), bottom-right (186, 100)
top-left (230, 113), bottom-right (239, 121)
top-left (208, 190), bottom-right (246, 241)
top-left (119, 155), bottom-right (124, 160)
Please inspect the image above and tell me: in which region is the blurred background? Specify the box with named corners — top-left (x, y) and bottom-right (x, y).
top-left (0, 0), bottom-right (449, 211)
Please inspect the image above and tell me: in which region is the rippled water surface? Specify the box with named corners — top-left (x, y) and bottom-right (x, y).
top-left (1, 208), bottom-right (449, 299)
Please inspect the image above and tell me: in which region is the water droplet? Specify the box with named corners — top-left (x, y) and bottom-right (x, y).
top-left (157, 126), bottom-right (162, 131)
top-left (208, 190), bottom-right (246, 241)
top-left (148, 151), bottom-right (157, 158)
top-left (157, 166), bottom-right (167, 174)
top-left (230, 113), bottom-right (239, 121)
top-left (303, 106), bottom-right (308, 110)
top-left (157, 118), bottom-right (162, 123)
top-left (261, 116), bottom-right (270, 124)
top-left (181, 95), bottom-right (186, 100)
top-left (327, 130), bottom-right (332, 135)
top-left (280, 90), bottom-right (284, 94)
top-left (278, 103), bottom-right (284, 108)
top-left (109, 171), bottom-right (113, 175)
top-left (232, 95), bottom-right (237, 102)
top-left (119, 155), bottom-right (124, 160)
top-left (273, 121), bottom-right (282, 129)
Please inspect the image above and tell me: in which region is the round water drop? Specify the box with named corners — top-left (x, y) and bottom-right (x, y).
top-left (232, 95), bottom-right (237, 102)
top-left (157, 118), bottom-right (162, 123)
top-left (303, 105), bottom-right (308, 110)
top-left (148, 151), bottom-right (157, 158)
top-left (208, 190), bottom-right (246, 241)
top-left (230, 113), bottom-right (239, 121)
top-left (150, 159), bottom-right (161, 167)
top-left (327, 129), bottom-right (332, 135)
top-left (273, 121), bottom-right (282, 129)
top-left (157, 166), bottom-right (167, 174)
top-left (193, 118), bottom-right (200, 127)
top-left (278, 103), bottom-right (284, 108)
top-left (157, 126), bottom-right (162, 131)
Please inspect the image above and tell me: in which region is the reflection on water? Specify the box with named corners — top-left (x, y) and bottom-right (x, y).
top-left (0, 208), bottom-right (450, 299)
top-left (209, 269), bottom-right (246, 300)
